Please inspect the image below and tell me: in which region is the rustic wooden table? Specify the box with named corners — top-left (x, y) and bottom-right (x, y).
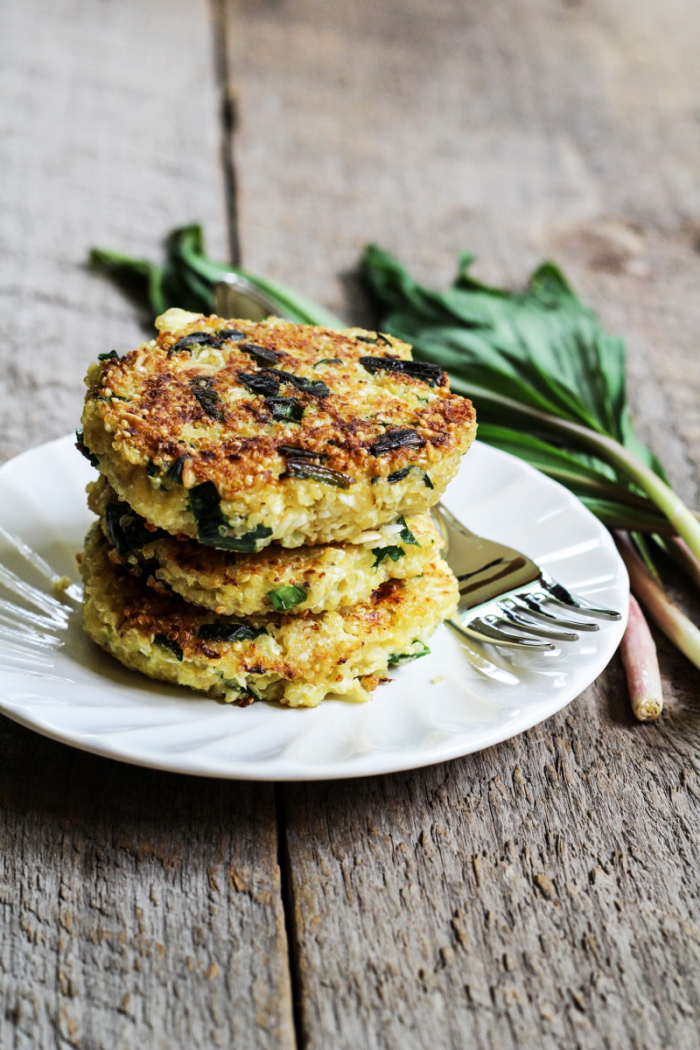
top-left (2, 1), bottom-right (700, 1047)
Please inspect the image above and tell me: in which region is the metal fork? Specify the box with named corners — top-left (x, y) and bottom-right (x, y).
top-left (215, 277), bottom-right (289, 323)
top-left (0, 524), bottom-right (81, 680)
top-left (433, 504), bottom-right (621, 651)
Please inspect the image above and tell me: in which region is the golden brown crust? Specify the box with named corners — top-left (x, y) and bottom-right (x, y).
top-left (81, 524), bottom-right (459, 707)
top-left (82, 312), bottom-right (476, 494)
top-left (87, 475), bottom-right (442, 616)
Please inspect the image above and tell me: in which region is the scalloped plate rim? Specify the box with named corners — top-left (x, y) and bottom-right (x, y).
top-left (0, 435), bottom-right (629, 781)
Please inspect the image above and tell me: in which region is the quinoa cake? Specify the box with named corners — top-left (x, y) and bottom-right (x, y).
top-left (88, 475), bottom-right (442, 616)
top-left (81, 524), bottom-right (458, 708)
top-left (79, 308), bottom-right (476, 550)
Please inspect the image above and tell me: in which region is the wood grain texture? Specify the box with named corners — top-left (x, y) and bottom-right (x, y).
top-left (225, 0), bottom-right (700, 1046)
top-left (0, 721), bottom-right (293, 1050)
top-left (225, 0), bottom-right (700, 500)
top-left (4, 0), bottom-right (700, 1047)
top-left (281, 682), bottom-right (700, 1049)
top-left (0, 0), bottom-right (229, 462)
top-left (0, 2), bottom-right (294, 1047)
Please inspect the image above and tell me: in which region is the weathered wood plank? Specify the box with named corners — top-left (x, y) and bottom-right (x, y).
top-left (0, 722), bottom-right (293, 1050)
top-left (0, 0), bottom-right (228, 460)
top-left (281, 679), bottom-right (700, 1049)
top-left (225, 0), bottom-right (700, 501)
top-left (225, 0), bottom-right (700, 1046)
top-left (0, 2), bottom-right (294, 1047)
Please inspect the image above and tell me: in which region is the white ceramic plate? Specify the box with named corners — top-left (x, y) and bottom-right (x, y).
top-left (0, 436), bottom-right (627, 780)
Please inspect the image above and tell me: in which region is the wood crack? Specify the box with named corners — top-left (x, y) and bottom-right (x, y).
top-left (275, 785), bottom-right (304, 1050)
top-left (210, 0), bottom-right (241, 267)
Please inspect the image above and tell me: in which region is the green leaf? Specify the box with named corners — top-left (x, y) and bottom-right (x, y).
top-left (90, 247), bottom-right (168, 317)
top-left (283, 461), bottom-right (354, 487)
top-left (371, 466), bottom-right (433, 488)
top-left (578, 498), bottom-right (673, 534)
top-left (267, 584), bottom-right (307, 612)
top-left (104, 503), bottom-right (166, 557)
top-left (188, 482), bottom-right (272, 551)
top-left (359, 245), bottom-right (700, 574)
top-left (266, 397), bottom-right (305, 423)
top-left (388, 640), bottom-right (431, 666)
top-left (90, 224), bottom-right (345, 328)
top-left (475, 424), bottom-right (656, 509)
top-left (361, 245), bottom-right (668, 482)
top-left (398, 516), bottom-right (420, 546)
top-left (166, 454), bottom-right (189, 484)
top-left (75, 428), bottom-right (99, 468)
top-left (198, 622), bottom-right (267, 642)
top-left (372, 545), bottom-right (405, 568)
top-left (154, 634), bottom-right (184, 661)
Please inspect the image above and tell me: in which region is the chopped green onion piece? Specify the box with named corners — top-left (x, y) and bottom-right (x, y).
top-left (388, 640), bottom-right (430, 666)
top-left (154, 634), bottom-right (184, 661)
top-left (266, 368), bottom-right (330, 399)
top-left (166, 454), bottom-right (189, 483)
top-left (359, 355), bottom-right (443, 386)
top-left (199, 622), bottom-right (267, 642)
top-left (266, 397), bottom-right (305, 423)
top-left (372, 545), bottom-right (405, 568)
top-left (237, 342), bottom-right (281, 366)
top-left (75, 428), bottom-right (99, 468)
top-left (386, 467), bottom-right (411, 483)
top-left (370, 465), bottom-right (433, 488)
top-left (313, 358), bottom-right (342, 368)
top-left (267, 584), bottom-right (307, 612)
top-left (191, 380), bottom-right (224, 420)
top-left (188, 482), bottom-right (273, 551)
top-left (284, 461), bottom-right (354, 487)
top-left (277, 446), bottom-right (327, 461)
top-left (170, 332), bottom-right (214, 354)
top-left (398, 516), bottom-right (420, 546)
top-left (105, 503), bottom-right (165, 557)
top-left (239, 684), bottom-right (263, 705)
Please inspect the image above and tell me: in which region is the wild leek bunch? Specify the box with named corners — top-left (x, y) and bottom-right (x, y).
top-left (361, 245), bottom-right (700, 714)
top-left (91, 226), bottom-right (700, 718)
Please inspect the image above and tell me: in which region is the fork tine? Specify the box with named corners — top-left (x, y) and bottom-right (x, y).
top-left (540, 572), bottom-right (622, 620)
top-left (515, 594), bottom-right (600, 632)
top-left (447, 629), bottom-right (521, 685)
top-left (0, 623), bottom-right (63, 649)
top-left (437, 501), bottom-right (620, 656)
top-left (457, 615), bottom-right (556, 651)
top-left (497, 603), bottom-right (580, 642)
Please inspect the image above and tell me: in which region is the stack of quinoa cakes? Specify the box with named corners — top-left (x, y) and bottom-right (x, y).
top-left (77, 308), bottom-right (476, 707)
